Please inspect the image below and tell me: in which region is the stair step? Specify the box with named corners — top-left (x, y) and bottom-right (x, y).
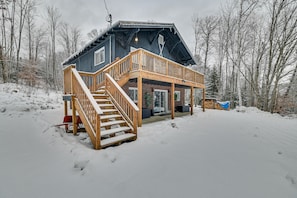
top-left (95, 99), bottom-right (110, 103)
top-left (102, 109), bottom-right (118, 113)
top-left (101, 114), bottom-right (122, 120)
top-left (92, 94), bottom-right (107, 97)
top-left (98, 104), bottom-right (114, 107)
top-left (101, 120), bottom-right (125, 127)
top-left (101, 126), bottom-right (131, 137)
top-left (94, 90), bottom-right (105, 94)
top-left (101, 133), bottom-right (136, 148)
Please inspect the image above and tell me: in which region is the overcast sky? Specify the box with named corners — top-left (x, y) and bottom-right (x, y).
top-left (43, 0), bottom-right (226, 51)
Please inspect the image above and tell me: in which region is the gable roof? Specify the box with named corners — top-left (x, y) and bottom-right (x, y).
top-left (62, 20), bottom-right (196, 66)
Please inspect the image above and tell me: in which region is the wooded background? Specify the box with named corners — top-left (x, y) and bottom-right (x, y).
top-left (194, 0), bottom-right (297, 114)
top-left (1, 0), bottom-right (296, 114)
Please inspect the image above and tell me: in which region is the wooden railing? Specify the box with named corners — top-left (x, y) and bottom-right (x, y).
top-left (78, 57), bottom-right (121, 92)
top-left (63, 65), bottom-right (74, 94)
top-left (78, 71), bottom-right (95, 91)
top-left (105, 73), bottom-right (139, 134)
top-left (133, 49), bottom-right (204, 85)
top-left (103, 55), bottom-right (131, 85)
top-left (78, 48), bottom-right (204, 93)
top-left (71, 68), bottom-right (103, 149)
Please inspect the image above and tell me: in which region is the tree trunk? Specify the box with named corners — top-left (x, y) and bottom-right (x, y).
top-left (0, 45), bottom-right (7, 83)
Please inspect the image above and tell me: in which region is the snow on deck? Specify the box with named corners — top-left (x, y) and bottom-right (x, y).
top-left (0, 83), bottom-right (297, 198)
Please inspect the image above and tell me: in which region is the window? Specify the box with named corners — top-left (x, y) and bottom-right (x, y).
top-left (129, 87), bottom-right (138, 103)
top-left (174, 91), bottom-right (181, 102)
top-left (94, 47), bottom-right (105, 66)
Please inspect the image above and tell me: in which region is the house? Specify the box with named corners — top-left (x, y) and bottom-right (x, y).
top-left (63, 21), bottom-right (205, 149)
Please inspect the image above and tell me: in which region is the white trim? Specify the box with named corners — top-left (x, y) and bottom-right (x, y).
top-left (153, 89), bottom-right (168, 114)
top-left (94, 47), bottom-right (105, 66)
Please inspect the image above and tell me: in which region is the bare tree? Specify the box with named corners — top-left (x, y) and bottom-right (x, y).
top-left (59, 22), bottom-right (81, 57)
top-left (193, 15), bottom-right (219, 73)
top-left (26, 0), bottom-right (36, 62)
top-left (71, 25), bottom-right (81, 53)
top-left (46, 5), bottom-right (61, 88)
top-left (87, 28), bottom-right (98, 41)
top-left (59, 22), bottom-right (71, 57)
top-left (0, 0), bottom-right (11, 82)
top-left (231, 0), bottom-right (259, 108)
top-left (263, 0), bottom-right (297, 112)
top-left (33, 27), bottom-right (46, 63)
top-left (15, 0), bottom-right (31, 77)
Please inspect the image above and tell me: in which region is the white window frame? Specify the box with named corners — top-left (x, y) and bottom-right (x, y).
top-left (129, 87), bottom-right (138, 103)
top-left (94, 47), bottom-right (105, 66)
top-left (174, 91), bottom-right (181, 102)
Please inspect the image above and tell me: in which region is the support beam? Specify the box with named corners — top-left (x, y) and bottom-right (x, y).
top-left (203, 88), bottom-right (206, 112)
top-left (190, 87), bottom-right (194, 115)
top-left (71, 95), bottom-right (77, 135)
top-left (95, 114), bottom-right (101, 150)
top-left (171, 83), bottom-right (175, 119)
top-left (64, 100), bottom-right (68, 116)
top-left (137, 75), bottom-right (143, 127)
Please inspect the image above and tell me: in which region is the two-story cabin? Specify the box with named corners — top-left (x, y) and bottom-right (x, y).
top-left (63, 21), bottom-right (205, 149)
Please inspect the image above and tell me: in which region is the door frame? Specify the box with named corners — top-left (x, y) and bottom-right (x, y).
top-left (153, 89), bottom-right (168, 115)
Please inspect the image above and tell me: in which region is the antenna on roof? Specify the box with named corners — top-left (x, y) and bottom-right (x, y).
top-left (104, 0), bottom-right (112, 26)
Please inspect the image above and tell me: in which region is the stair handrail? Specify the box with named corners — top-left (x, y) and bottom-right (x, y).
top-left (79, 49), bottom-right (141, 92)
top-left (72, 68), bottom-right (103, 115)
top-left (105, 73), bottom-right (139, 134)
top-left (71, 67), bottom-right (103, 149)
top-left (78, 57), bottom-right (121, 91)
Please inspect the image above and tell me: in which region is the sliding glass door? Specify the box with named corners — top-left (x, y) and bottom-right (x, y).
top-left (154, 90), bottom-right (168, 114)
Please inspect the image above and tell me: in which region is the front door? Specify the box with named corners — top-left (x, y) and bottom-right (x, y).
top-left (154, 90), bottom-right (168, 114)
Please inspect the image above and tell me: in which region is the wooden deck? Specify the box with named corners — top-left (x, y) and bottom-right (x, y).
top-left (142, 111), bottom-right (191, 125)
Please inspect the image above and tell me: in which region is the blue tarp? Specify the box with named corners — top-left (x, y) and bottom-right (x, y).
top-left (217, 101), bottom-right (230, 110)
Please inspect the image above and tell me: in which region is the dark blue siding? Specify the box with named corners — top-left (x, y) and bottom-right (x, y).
top-left (71, 31), bottom-right (180, 72)
top-left (114, 31), bottom-right (177, 62)
top-left (72, 36), bottom-right (113, 72)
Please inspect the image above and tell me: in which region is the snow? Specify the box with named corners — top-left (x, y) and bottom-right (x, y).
top-left (1, 83), bottom-right (297, 198)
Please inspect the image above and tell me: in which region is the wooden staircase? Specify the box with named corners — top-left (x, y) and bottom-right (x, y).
top-left (64, 66), bottom-right (138, 150)
top-left (92, 88), bottom-right (137, 149)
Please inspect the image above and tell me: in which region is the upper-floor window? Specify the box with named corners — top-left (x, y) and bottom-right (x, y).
top-left (94, 47), bottom-right (105, 66)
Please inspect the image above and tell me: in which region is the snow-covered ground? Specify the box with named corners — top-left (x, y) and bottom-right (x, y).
top-left (1, 83), bottom-right (297, 198)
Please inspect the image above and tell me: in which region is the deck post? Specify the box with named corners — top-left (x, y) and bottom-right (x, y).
top-left (171, 83), bottom-right (175, 119)
top-left (190, 87), bottom-right (194, 115)
top-left (203, 88), bottom-right (206, 112)
top-left (95, 114), bottom-right (101, 150)
top-left (137, 75), bottom-right (143, 127)
top-left (64, 99), bottom-right (68, 116)
top-left (71, 69), bottom-right (77, 135)
top-left (71, 96), bottom-right (77, 135)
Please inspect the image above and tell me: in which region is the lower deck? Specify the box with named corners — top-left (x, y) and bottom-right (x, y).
top-left (142, 111), bottom-right (191, 125)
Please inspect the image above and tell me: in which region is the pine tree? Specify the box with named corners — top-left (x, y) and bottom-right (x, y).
top-left (206, 66), bottom-right (219, 98)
